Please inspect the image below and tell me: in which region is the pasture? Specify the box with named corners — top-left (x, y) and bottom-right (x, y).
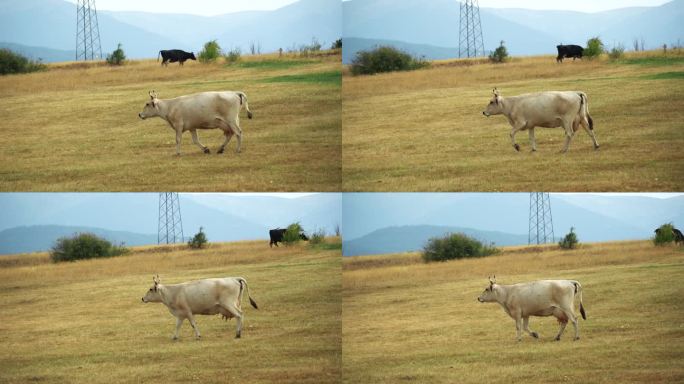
top-left (342, 51), bottom-right (684, 191)
top-left (343, 240), bottom-right (684, 383)
top-left (0, 52), bottom-right (341, 191)
top-left (0, 239), bottom-right (342, 383)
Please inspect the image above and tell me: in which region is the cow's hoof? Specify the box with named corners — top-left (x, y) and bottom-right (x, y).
top-left (574, 337), bottom-right (580, 341)
top-left (172, 336), bottom-right (179, 341)
top-left (235, 334), bottom-right (241, 339)
top-left (594, 145), bottom-right (600, 151)
top-left (554, 337), bottom-right (561, 341)
top-left (531, 332), bottom-right (539, 339)
top-left (530, 149), bottom-right (537, 153)
top-left (217, 148), bottom-right (224, 154)
top-left (203, 148), bottom-right (210, 154)
top-left (513, 144), bottom-right (520, 152)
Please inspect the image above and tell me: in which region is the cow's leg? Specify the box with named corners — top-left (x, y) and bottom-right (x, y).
top-left (228, 121), bottom-right (243, 153)
top-left (223, 305), bottom-right (243, 338)
top-left (173, 317), bottom-right (183, 340)
top-left (190, 130), bottom-right (210, 154)
top-left (514, 313), bottom-right (523, 341)
top-left (553, 307), bottom-right (571, 341)
top-left (581, 118), bottom-right (600, 150)
top-left (528, 128), bottom-right (537, 152)
top-left (522, 317), bottom-right (539, 338)
top-left (217, 130), bottom-right (233, 154)
top-left (561, 120), bottom-right (575, 153)
top-left (174, 128), bottom-right (183, 156)
top-left (510, 123), bottom-right (524, 152)
top-left (187, 314), bottom-right (201, 339)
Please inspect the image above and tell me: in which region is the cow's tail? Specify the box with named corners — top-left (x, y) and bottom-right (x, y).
top-left (237, 277), bottom-right (258, 309)
top-left (579, 92), bottom-right (593, 130)
top-left (237, 92), bottom-right (253, 119)
top-left (573, 281), bottom-right (586, 320)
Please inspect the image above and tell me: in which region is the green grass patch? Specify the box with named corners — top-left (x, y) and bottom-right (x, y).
top-left (311, 242), bottom-right (343, 251)
top-left (262, 71), bottom-right (341, 85)
top-left (642, 71), bottom-right (684, 80)
top-left (231, 59), bottom-right (315, 70)
top-left (616, 56), bottom-right (684, 66)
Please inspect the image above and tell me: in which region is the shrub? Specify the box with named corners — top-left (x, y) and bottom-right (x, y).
top-left (350, 46), bottom-right (429, 76)
top-left (331, 38), bottom-right (342, 50)
top-left (653, 223), bottom-right (675, 246)
top-left (309, 228), bottom-right (326, 245)
top-left (422, 233), bottom-right (500, 263)
top-left (489, 40), bottom-right (509, 63)
top-left (282, 222), bottom-right (306, 246)
top-left (0, 48), bottom-right (47, 75)
top-left (584, 37), bottom-right (605, 59)
top-left (198, 40), bottom-right (222, 63)
top-left (106, 43), bottom-right (126, 65)
top-left (559, 227), bottom-right (579, 249)
top-left (225, 47), bottom-right (241, 64)
top-left (188, 227), bottom-right (208, 249)
top-left (50, 233), bottom-right (128, 263)
top-left (608, 44), bottom-right (625, 61)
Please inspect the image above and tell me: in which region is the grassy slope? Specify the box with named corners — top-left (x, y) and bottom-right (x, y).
top-left (343, 241), bottom-right (684, 383)
top-left (0, 52), bottom-right (341, 191)
top-left (0, 239), bottom-right (342, 383)
top-left (342, 51), bottom-right (684, 191)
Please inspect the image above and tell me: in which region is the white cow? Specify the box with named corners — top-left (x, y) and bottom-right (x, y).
top-left (477, 276), bottom-right (586, 341)
top-left (482, 88), bottom-right (599, 152)
top-left (138, 90), bottom-right (253, 155)
top-left (142, 275), bottom-right (258, 340)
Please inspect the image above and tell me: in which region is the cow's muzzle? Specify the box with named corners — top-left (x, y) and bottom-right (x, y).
top-left (482, 111), bottom-right (490, 117)
top-left (138, 113), bottom-right (146, 120)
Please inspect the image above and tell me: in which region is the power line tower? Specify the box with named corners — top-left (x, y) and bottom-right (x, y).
top-left (75, 0), bottom-right (103, 61)
top-left (458, 0), bottom-right (486, 58)
top-left (528, 193), bottom-right (555, 245)
top-left (158, 193), bottom-right (184, 244)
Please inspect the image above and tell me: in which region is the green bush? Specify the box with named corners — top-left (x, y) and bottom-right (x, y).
top-left (0, 48), bottom-right (47, 75)
top-left (422, 233), bottom-right (500, 263)
top-left (489, 40), bottom-right (509, 63)
top-left (282, 222), bottom-right (306, 246)
top-left (188, 227), bottom-right (208, 249)
top-left (350, 46), bottom-right (429, 76)
top-left (653, 223), bottom-right (675, 246)
top-left (225, 47), bottom-right (241, 64)
top-left (309, 228), bottom-right (326, 245)
top-left (608, 44), bottom-right (625, 61)
top-left (584, 37), bottom-right (605, 59)
top-left (50, 233), bottom-right (129, 263)
top-left (106, 43), bottom-right (126, 65)
top-left (559, 227), bottom-right (579, 249)
top-left (331, 38), bottom-right (342, 50)
top-left (199, 40), bottom-right (222, 63)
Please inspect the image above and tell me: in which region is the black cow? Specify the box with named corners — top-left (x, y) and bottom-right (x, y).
top-left (654, 226), bottom-right (684, 244)
top-left (556, 44), bottom-right (584, 63)
top-left (269, 228), bottom-right (309, 248)
top-left (158, 49), bottom-right (197, 66)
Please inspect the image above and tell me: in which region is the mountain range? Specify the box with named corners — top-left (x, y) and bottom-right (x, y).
top-left (342, 0), bottom-right (683, 62)
top-left (0, 193), bottom-right (341, 255)
top-left (0, 0), bottom-right (341, 62)
top-left (341, 194), bottom-right (683, 256)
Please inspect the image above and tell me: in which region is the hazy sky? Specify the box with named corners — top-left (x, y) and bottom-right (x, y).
top-left (65, 0), bottom-right (299, 16)
top-left (477, 0), bottom-right (671, 12)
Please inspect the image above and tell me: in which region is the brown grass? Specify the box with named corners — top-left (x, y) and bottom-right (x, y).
top-left (342, 50), bottom-right (684, 191)
top-left (0, 53), bottom-right (341, 191)
top-left (0, 238), bottom-right (342, 383)
top-left (342, 240), bottom-right (684, 383)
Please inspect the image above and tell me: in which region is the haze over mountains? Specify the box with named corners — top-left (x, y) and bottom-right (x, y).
top-left (343, 0), bottom-right (683, 63)
top-left (0, 193), bottom-right (341, 255)
top-left (0, 0), bottom-right (341, 62)
top-left (342, 194), bottom-right (683, 256)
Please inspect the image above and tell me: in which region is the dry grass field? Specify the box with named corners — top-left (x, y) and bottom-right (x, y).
top-left (0, 51), bottom-right (341, 191)
top-left (0, 238), bottom-right (342, 383)
top-left (342, 51), bottom-right (684, 191)
top-left (343, 240), bottom-right (684, 383)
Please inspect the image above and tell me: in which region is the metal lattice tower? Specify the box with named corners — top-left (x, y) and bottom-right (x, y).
top-left (528, 193), bottom-right (555, 245)
top-left (158, 193), bottom-right (184, 244)
top-left (458, 0), bottom-right (486, 58)
top-left (75, 0), bottom-right (103, 61)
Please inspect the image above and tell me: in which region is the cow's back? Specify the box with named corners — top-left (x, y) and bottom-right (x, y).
top-left (507, 280), bottom-right (575, 315)
top-left (511, 92), bottom-right (581, 121)
top-left (169, 92), bottom-right (241, 124)
top-left (178, 278), bottom-right (241, 313)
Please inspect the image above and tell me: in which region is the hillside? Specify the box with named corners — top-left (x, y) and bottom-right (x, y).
top-left (342, 240), bottom-right (684, 383)
top-left (0, 52), bottom-right (342, 191)
top-left (342, 51), bottom-right (684, 191)
top-left (0, 238), bottom-right (342, 383)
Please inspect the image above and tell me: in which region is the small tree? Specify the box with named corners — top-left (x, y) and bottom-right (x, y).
top-left (188, 227), bottom-right (208, 249)
top-left (331, 38), bottom-right (342, 50)
top-left (653, 223), bottom-right (676, 246)
top-left (422, 233), bottom-right (499, 263)
top-left (225, 47), bottom-right (241, 64)
top-left (584, 37), bottom-right (605, 59)
top-left (198, 40), bottom-right (221, 63)
top-left (309, 228), bottom-right (326, 245)
top-left (106, 43), bottom-right (126, 65)
top-left (489, 40), bottom-right (509, 63)
top-left (559, 227), bottom-right (579, 250)
top-left (50, 233), bottom-right (128, 263)
top-left (608, 44), bottom-right (625, 61)
top-left (282, 222), bottom-right (306, 246)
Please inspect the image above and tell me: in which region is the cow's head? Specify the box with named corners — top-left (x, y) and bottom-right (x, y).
top-left (142, 275), bottom-right (163, 303)
top-left (299, 232), bottom-right (309, 241)
top-left (190, 52), bottom-right (197, 61)
top-left (138, 90), bottom-right (160, 120)
top-left (477, 276), bottom-right (497, 303)
top-left (483, 88), bottom-right (503, 117)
